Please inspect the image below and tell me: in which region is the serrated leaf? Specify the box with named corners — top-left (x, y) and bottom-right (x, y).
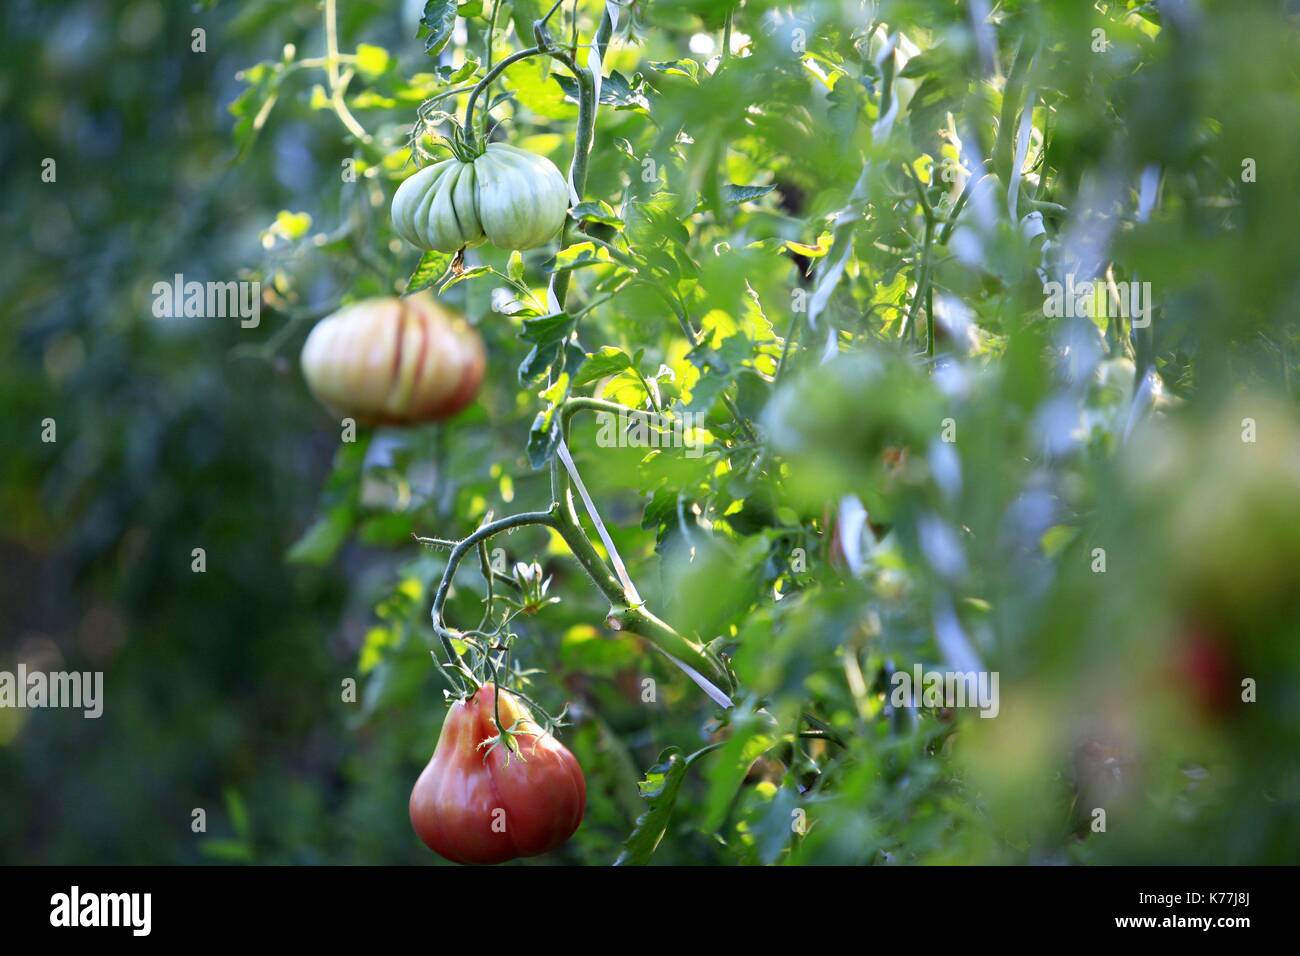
top-left (554, 70), bottom-right (649, 109)
top-left (539, 371), bottom-right (570, 407)
top-left (526, 407), bottom-right (560, 468)
top-left (722, 183), bottom-right (777, 205)
top-left (435, 56), bottom-right (480, 84)
top-left (572, 346), bottom-right (633, 385)
top-left (439, 264), bottom-right (491, 292)
top-left (405, 250), bottom-right (453, 293)
top-left (418, 0), bottom-right (458, 56)
top-left (647, 59), bottom-right (700, 82)
top-left (571, 200), bottom-right (623, 228)
top-left (551, 241), bottom-right (618, 273)
top-left (520, 311), bottom-right (575, 345)
top-left (614, 748), bottom-right (689, 866)
top-left (518, 341), bottom-right (560, 384)
top-left (625, 196), bottom-right (690, 247)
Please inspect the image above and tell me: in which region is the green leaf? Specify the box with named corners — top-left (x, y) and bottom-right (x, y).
top-left (625, 196), bottom-right (690, 248)
top-left (526, 407), bottom-right (560, 468)
top-left (405, 250), bottom-right (453, 293)
top-left (702, 707), bottom-right (773, 832)
top-left (508, 0), bottom-right (547, 50)
top-left (572, 346), bottom-right (633, 385)
top-left (286, 506), bottom-right (353, 566)
top-left (751, 785), bottom-right (801, 865)
top-left (418, 0), bottom-right (458, 56)
top-left (435, 56), bottom-right (480, 84)
top-left (553, 70), bottom-right (649, 109)
top-left (722, 183), bottom-right (777, 205)
top-left (539, 371), bottom-right (570, 407)
top-left (520, 311), bottom-right (575, 346)
top-left (551, 241), bottom-right (618, 273)
top-left (614, 748), bottom-right (690, 866)
top-left (647, 59), bottom-right (700, 82)
top-left (571, 200), bottom-right (623, 228)
top-left (518, 342), bottom-right (560, 384)
top-left (229, 61), bottom-right (286, 160)
top-left (225, 788), bottom-right (251, 840)
top-left (507, 250), bottom-right (525, 282)
top-left (439, 264), bottom-right (491, 292)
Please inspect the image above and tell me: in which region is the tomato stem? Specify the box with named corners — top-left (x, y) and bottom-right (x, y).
top-left (426, 9), bottom-right (735, 714)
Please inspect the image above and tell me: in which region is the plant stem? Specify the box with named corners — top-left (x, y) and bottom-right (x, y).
top-left (429, 510), bottom-right (557, 691)
top-left (773, 308), bottom-right (802, 383)
top-left (462, 46), bottom-right (545, 138)
top-left (549, 8), bottom-right (615, 309)
top-left (937, 175), bottom-right (976, 245)
top-left (323, 0), bottom-right (371, 143)
top-left (426, 10), bottom-right (734, 702)
top-left (901, 163), bottom-right (937, 349)
top-left (484, 0), bottom-right (502, 71)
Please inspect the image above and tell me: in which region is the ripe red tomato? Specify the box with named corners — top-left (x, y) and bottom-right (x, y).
top-left (410, 683), bottom-right (586, 865)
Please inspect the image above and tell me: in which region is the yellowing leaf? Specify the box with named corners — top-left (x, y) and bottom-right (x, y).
top-left (785, 230), bottom-right (834, 258)
top-left (355, 44), bottom-right (391, 77)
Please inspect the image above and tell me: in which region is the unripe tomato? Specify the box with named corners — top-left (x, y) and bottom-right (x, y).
top-left (391, 143), bottom-right (570, 253)
top-left (410, 683), bottom-right (586, 865)
top-left (299, 293), bottom-right (484, 425)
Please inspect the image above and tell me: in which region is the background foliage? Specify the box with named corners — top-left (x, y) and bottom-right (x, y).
top-left (2, 0), bottom-right (1298, 864)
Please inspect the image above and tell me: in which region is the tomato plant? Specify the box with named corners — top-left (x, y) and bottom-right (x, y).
top-left (205, 0), bottom-right (1300, 866)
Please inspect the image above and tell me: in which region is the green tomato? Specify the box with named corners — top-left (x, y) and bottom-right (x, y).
top-left (391, 143), bottom-right (570, 253)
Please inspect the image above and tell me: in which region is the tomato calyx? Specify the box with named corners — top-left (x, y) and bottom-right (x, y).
top-left (475, 715), bottom-right (531, 766)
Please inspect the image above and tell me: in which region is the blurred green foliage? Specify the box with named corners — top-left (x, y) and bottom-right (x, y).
top-left (2, 0), bottom-right (1298, 865)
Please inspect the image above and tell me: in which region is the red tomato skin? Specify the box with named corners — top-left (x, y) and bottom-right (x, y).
top-left (409, 684), bottom-right (586, 865)
top-left (1174, 624), bottom-right (1238, 719)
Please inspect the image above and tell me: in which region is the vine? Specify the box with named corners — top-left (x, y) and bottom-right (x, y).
top-left (420, 5), bottom-right (735, 729)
